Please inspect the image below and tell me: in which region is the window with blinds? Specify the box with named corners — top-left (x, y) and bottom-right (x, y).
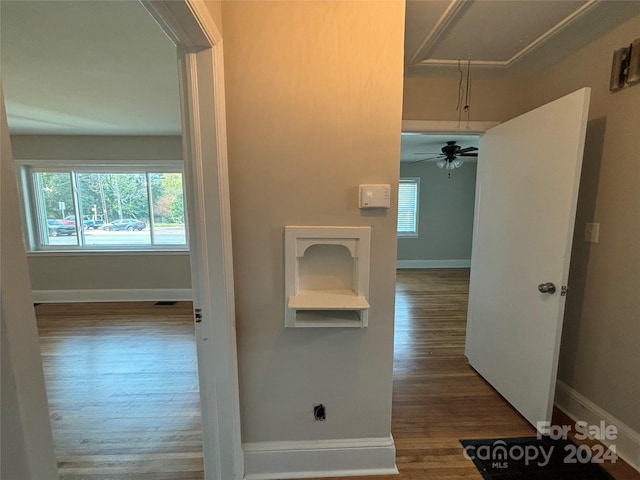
top-left (397, 178), bottom-right (419, 236)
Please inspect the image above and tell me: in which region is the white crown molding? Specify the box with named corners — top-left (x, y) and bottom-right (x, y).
top-left (243, 436), bottom-right (398, 480)
top-left (505, 0), bottom-right (599, 68)
top-left (408, 0), bottom-right (471, 67)
top-left (555, 380), bottom-right (640, 473)
top-left (32, 288), bottom-right (192, 303)
top-left (408, 0), bottom-right (599, 71)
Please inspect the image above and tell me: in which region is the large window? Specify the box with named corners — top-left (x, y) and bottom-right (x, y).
top-left (21, 164), bottom-right (188, 251)
top-left (397, 178), bottom-right (419, 236)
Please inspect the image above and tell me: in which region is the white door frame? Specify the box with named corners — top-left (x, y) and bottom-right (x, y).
top-left (142, 2), bottom-right (243, 479)
top-left (401, 119), bottom-right (500, 135)
top-left (2, 82), bottom-right (59, 480)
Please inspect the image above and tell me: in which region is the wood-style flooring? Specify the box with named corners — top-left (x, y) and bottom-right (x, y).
top-left (301, 268), bottom-right (534, 480)
top-left (36, 301), bottom-right (204, 480)
top-left (36, 270), bottom-right (638, 479)
top-left (302, 269), bottom-right (638, 480)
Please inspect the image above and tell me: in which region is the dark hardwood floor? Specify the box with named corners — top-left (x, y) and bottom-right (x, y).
top-left (36, 270), bottom-right (638, 479)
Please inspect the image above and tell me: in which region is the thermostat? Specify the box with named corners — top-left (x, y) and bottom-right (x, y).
top-left (359, 184), bottom-right (390, 209)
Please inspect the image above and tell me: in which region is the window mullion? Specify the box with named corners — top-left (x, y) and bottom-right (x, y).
top-left (32, 170), bottom-right (48, 248)
top-left (146, 172), bottom-right (156, 245)
top-left (71, 170), bottom-right (85, 247)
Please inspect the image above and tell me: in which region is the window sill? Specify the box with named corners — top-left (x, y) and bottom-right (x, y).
top-left (398, 234), bottom-right (419, 239)
top-left (27, 249), bottom-right (189, 257)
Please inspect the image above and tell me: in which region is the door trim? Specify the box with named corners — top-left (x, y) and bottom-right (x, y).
top-left (402, 119), bottom-right (500, 134)
top-left (140, 2), bottom-right (243, 479)
top-left (2, 81), bottom-right (59, 480)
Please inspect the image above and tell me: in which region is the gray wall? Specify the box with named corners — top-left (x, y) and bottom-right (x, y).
top-left (397, 161), bottom-right (477, 264)
top-left (10, 135), bottom-right (192, 295)
top-left (27, 253), bottom-right (190, 291)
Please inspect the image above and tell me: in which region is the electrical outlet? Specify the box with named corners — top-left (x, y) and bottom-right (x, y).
top-left (313, 404), bottom-right (326, 421)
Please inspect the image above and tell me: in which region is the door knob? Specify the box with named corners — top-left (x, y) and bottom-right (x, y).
top-left (538, 282), bottom-right (556, 294)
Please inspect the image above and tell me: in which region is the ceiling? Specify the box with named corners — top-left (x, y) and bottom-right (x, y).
top-left (1, 1), bottom-right (639, 136)
top-left (405, 0), bottom-right (640, 76)
top-left (0, 0), bottom-right (181, 135)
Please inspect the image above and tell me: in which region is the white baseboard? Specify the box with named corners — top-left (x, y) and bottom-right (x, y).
top-left (555, 380), bottom-right (640, 472)
top-left (397, 259), bottom-right (471, 269)
top-left (32, 288), bottom-right (192, 303)
top-left (243, 436), bottom-right (398, 480)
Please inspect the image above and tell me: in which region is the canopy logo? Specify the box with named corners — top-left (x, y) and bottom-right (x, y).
top-left (463, 440), bottom-right (555, 468)
top-left (463, 422), bottom-right (619, 470)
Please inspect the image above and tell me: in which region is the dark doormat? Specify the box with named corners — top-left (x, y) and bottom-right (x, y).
top-left (460, 436), bottom-right (616, 480)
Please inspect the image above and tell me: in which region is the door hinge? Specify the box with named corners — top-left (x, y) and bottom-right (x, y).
top-left (194, 308), bottom-right (202, 323)
top-left (561, 286), bottom-right (568, 296)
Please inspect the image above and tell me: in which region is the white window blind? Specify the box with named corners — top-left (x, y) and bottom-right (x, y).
top-left (397, 178), bottom-right (419, 236)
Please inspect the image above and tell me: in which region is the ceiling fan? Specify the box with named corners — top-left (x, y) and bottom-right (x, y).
top-left (412, 140), bottom-right (478, 175)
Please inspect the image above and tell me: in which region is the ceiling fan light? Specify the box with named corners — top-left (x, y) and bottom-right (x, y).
top-left (453, 159), bottom-right (463, 168)
top-left (446, 161), bottom-right (455, 170)
top-left (436, 160), bottom-right (446, 168)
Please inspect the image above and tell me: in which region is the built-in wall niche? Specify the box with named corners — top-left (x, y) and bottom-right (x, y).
top-left (284, 226), bottom-right (371, 328)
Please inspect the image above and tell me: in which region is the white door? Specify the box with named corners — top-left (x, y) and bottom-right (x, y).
top-left (465, 88), bottom-right (591, 429)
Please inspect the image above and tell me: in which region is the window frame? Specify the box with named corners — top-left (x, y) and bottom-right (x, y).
top-left (16, 159), bottom-right (189, 253)
top-left (397, 177), bottom-right (420, 237)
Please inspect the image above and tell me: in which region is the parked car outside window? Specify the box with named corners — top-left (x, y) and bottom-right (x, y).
top-left (102, 219), bottom-right (147, 231)
top-left (83, 215), bottom-right (104, 229)
top-left (47, 219), bottom-right (76, 236)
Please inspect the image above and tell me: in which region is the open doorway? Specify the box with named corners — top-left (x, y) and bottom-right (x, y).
top-left (397, 132), bottom-right (480, 269)
top-left (2, 2), bottom-right (197, 477)
top-left (1, 1), bottom-right (241, 478)
top-left (390, 128), bottom-right (537, 475)
top-left (398, 90), bottom-right (593, 433)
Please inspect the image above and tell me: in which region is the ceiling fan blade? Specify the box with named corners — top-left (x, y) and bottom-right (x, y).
top-left (458, 152), bottom-right (478, 157)
top-left (458, 146), bottom-right (478, 153)
top-left (409, 155), bottom-right (444, 164)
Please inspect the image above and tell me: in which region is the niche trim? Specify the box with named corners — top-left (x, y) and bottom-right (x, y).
top-left (284, 226), bottom-right (371, 328)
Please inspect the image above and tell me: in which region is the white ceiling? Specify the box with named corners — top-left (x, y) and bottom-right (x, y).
top-left (0, 0), bottom-right (181, 135)
top-left (405, 0), bottom-right (640, 76)
top-left (1, 1), bottom-right (639, 136)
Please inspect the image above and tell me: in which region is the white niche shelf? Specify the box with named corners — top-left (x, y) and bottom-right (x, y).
top-left (285, 226), bottom-right (371, 328)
